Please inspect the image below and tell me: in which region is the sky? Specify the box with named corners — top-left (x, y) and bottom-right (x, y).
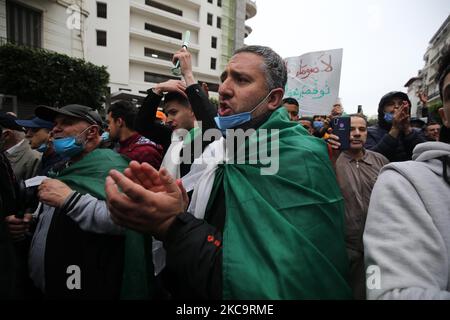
top-left (245, 0), bottom-right (450, 117)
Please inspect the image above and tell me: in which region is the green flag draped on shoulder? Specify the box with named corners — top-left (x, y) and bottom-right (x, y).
top-left (51, 148), bottom-right (129, 200)
top-left (208, 107), bottom-right (351, 299)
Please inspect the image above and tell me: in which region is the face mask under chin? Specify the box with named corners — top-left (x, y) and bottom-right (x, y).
top-left (215, 91), bottom-right (273, 134)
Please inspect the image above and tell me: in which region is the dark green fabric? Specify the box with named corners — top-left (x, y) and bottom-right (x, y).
top-left (51, 148), bottom-right (129, 199)
top-left (120, 231), bottom-right (155, 299)
top-left (216, 107), bottom-right (351, 299)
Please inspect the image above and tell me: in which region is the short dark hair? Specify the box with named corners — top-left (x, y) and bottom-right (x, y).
top-left (437, 45), bottom-right (450, 100)
top-left (427, 120), bottom-right (440, 126)
top-left (312, 115), bottom-right (326, 121)
top-left (298, 117), bottom-right (312, 127)
top-left (108, 100), bottom-right (137, 130)
top-left (349, 113), bottom-right (368, 126)
top-left (162, 92), bottom-right (190, 110)
top-left (282, 97), bottom-right (299, 107)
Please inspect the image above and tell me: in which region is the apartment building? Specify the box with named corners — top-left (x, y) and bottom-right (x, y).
top-left (0, 0), bottom-right (257, 109)
top-left (405, 14), bottom-right (450, 118)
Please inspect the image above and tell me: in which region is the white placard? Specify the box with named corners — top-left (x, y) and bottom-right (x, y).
top-left (284, 48), bottom-right (343, 116)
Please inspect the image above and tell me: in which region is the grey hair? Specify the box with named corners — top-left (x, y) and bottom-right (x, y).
top-left (233, 45), bottom-right (287, 91)
top-left (0, 125), bottom-right (24, 142)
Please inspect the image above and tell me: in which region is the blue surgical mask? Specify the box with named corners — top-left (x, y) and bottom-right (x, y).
top-left (214, 91), bottom-right (272, 134)
top-left (384, 112), bottom-right (394, 123)
top-left (313, 121), bottom-right (324, 130)
top-left (53, 136), bottom-right (84, 158)
top-left (101, 131), bottom-right (110, 141)
top-left (53, 126), bottom-right (92, 158)
top-left (37, 143), bottom-right (48, 153)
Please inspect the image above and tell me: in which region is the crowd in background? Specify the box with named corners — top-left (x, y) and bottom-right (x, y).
top-left (1, 43), bottom-right (449, 300)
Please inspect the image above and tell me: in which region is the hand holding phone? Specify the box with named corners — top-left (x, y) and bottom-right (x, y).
top-left (172, 31), bottom-right (191, 76)
top-left (331, 117), bottom-right (350, 150)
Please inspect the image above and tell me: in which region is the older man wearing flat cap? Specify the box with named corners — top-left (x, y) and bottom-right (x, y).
top-left (6, 104), bottom-right (129, 299)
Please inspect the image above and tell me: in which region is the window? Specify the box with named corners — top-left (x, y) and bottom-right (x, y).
top-left (216, 17), bottom-right (222, 29)
top-left (207, 13), bottom-right (213, 26)
top-left (96, 30), bottom-right (107, 46)
top-left (218, 0), bottom-right (222, 7)
top-left (6, 0), bottom-right (42, 48)
top-left (145, 23), bottom-right (182, 40)
top-left (211, 36), bottom-right (217, 49)
top-left (145, 0), bottom-right (182, 16)
top-left (145, 48), bottom-right (173, 61)
top-left (210, 57), bottom-right (217, 70)
top-left (145, 72), bottom-right (179, 83)
top-left (97, 2), bottom-right (107, 18)
top-left (208, 0), bottom-right (213, 3)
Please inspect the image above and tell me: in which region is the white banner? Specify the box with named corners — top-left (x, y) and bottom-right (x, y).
top-left (284, 48), bottom-right (343, 116)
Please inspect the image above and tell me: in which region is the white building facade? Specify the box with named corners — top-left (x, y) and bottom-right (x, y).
top-left (405, 14), bottom-right (450, 118)
top-left (404, 75), bottom-right (422, 118)
top-left (422, 14), bottom-right (450, 105)
top-left (0, 0), bottom-right (257, 105)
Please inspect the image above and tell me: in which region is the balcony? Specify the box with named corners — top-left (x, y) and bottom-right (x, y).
top-left (129, 54), bottom-right (173, 69)
top-left (130, 1), bottom-right (200, 30)
top-left (129, 27), bottom-right (200, 52)
top-left (427, 90), bottom-right (440, 101)
top-left (129, 55), bottom-right (220, 81)
top-left (246, 0), bottom-right (257, 20)
top-left (171, 0), bottom-right (201, 8)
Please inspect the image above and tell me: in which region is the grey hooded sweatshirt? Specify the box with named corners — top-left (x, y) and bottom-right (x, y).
top-left (364, 141), bottom-right (450, 300)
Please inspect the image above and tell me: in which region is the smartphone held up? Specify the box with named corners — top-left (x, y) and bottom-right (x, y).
top-left (331, 117), bottom-right (350, 150)
top-left (171, 30), bottom-right (191, 76)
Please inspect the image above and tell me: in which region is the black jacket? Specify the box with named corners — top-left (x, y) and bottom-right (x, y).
top-left (44, 205), bottom-right (125, 299)
top-left (365, 91), bottom-right (426, 162)
top-left (0, 151), bottom-right (18, 299)
top-left (135, 83), bottom-right (218, 161)
top-left (365, 125), bottom-right (426, 162)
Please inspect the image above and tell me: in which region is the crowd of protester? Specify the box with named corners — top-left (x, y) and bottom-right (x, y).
top-left (1, 43), bottom-right (449, 300)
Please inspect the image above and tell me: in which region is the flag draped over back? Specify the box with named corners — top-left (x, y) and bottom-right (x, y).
top-left (54, 148), bottom-right (129, 200)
